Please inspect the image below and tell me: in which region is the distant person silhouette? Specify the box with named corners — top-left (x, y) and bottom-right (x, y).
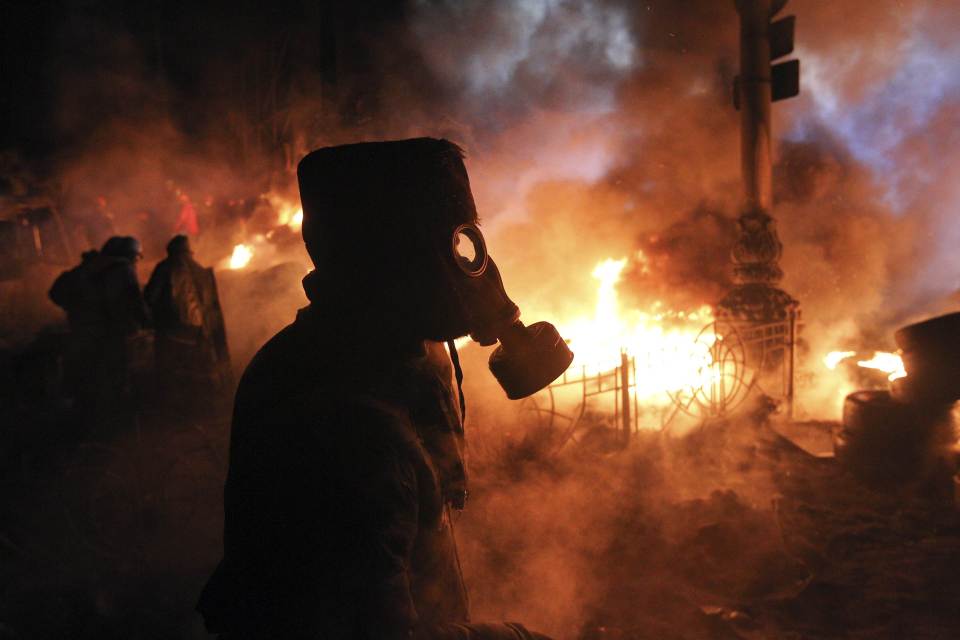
top-left (145, 235), bottom-right (231, 407)
top-left (50, 236), bottom-right (149, 436)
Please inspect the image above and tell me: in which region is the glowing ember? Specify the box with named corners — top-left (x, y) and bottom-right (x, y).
top-left (558, 257), bottom-right (715, 403)
top-left (229, 243), bottom-right (253, 270)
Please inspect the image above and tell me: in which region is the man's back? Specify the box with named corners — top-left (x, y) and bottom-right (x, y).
top-left (145, 248), bottom-right (230, 390)
top-left (146, 255), bottom-right (215, 332)
top-left (49, 253), bottom-right (104, 336)
top-left (199, 307), bottom-right (468, 638)
top-left (93, 256), bottom-right (148, 338)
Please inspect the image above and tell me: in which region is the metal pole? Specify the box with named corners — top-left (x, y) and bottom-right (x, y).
top-left (786, 306), bottom-right (796, 420)
top-left (736, 0), bottom-right (774, 215)
top-left (620, 350), bottom-right (631, 445)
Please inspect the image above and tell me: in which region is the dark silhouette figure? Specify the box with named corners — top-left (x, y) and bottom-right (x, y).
top-left (49, 236), bottom-right (149, 436)
top-left (144, 235), bottom-right (231, 405)
top-left (49, 248), bottom-right (103, 336)
top-left (198, 139), bottom-right (560, 639)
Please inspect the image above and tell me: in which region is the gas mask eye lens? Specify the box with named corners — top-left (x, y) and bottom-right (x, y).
top-left (452, 224), bottom-right (488, 276)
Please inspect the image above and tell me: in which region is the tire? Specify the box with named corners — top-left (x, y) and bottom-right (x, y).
top-left (837, 390), bottom-right (953, 486)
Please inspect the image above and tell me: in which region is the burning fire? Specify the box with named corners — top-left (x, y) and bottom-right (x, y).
top-left (222, 196), bottom-right (307, 271)
top-left (823, 350), bottom-right (856, 370)
top-left (229, 243), bottom-right (253, 270)
top-left (824, 350), bottom-right (906, 381)
top-left (558, 256), bottom-right (716, 403)
top-left (277, 204), bottom-right (303, 231)
top-left (268, 192), bottom-right (304, 232)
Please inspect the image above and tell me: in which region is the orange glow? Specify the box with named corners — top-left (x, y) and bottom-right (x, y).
top-left (277, 204), bottom-right (303, 231)
top-left (824, 350), bottom-right (856, 370)
top-left (857, 351), bottom-right (906, 381)
top-left (823, 349), bottom-right (906, 381)
top-left (557, 257), bottom-right (716, 404)
top-left (268, 192), bottom-right (304, 232)
top-left (229, 243), bottom-right (253, 270)
top-left (289, 208), bottom-right (303, 230)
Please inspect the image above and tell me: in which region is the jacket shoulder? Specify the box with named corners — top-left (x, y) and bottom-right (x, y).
top-left (234, 322), bottom-right (418, 451)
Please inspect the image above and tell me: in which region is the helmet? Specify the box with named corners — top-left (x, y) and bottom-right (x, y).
top-left (101, 236), bottom-right (143, 261)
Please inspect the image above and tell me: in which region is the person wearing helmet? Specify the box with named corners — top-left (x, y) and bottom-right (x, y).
top-left (96, 235), bottom-right (149, 336)
top-left (145, 235), bottom-right (231, 410)
top-left (198, 139), bottom-right (570, 639)
top-left (50, 236), bottom-right (149, 436)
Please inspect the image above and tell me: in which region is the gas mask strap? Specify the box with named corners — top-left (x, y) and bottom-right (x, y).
top-left (446, 339), bottom-right (467, 427)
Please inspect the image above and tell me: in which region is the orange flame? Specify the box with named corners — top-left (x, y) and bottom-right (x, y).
top-left (229, 243), bottom-right (253, 270)
top-left (277, 205), bottom-right (303, 231)
top-left (857, 351), bottom-right (906, 381)
top-left (823, 350), bottom-right (856, 370)
top-left (267, 192), bottom-right (304, 232)
top-left (824, 350), bottom-right (906, 381)
top-left (558, 257), bottom-right (715, 404)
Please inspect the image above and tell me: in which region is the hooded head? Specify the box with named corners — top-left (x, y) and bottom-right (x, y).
top-left (166, 234), bottom-right (191, 257)
top-left (298, 138), bottom-right (515, 341)
top-left (297, 138), bottom-right (573, 398)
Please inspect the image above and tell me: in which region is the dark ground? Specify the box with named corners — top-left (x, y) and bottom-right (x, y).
top-left (2, 369), bottom-right (959, 639)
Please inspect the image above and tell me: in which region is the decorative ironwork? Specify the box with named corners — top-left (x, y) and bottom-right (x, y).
top-left (666, 320), bottom-right (755, 419)
top-left (518, 318), bottom-right (802, 450)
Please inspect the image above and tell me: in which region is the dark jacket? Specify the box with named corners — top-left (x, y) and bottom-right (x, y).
top-left (198, 305), bottom-right (472, 639)
top-left (94, 256), bottom-right (149, 337)
top-left (50, 252), bottom-right (148, 338)
top-left (144, 253), bottom-right (228, 363)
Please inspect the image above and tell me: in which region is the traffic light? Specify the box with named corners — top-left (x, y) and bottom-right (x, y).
top-left (733, 2), bottom-right (799, 110)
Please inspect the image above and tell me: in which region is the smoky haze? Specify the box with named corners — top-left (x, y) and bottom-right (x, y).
top-left (17, 1), bottom-right (959, 358)
top-left (7, 1), bottom-right (960, 637)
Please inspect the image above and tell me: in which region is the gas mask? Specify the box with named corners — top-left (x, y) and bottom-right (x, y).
top-left (445, 222), bottom-right (573, 400)
top-left (297, 137), bottom-right (573, 400)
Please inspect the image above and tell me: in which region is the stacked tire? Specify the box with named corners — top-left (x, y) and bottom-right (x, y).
top-left (834, 390), bottom-right (954, 486)
top-left (834, 312), bottom-right (960, 489)
top-left (891, 312), bottom-right (960, 405)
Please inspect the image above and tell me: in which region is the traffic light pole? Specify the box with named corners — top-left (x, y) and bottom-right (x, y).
top-left (719, 0), bottom-right (800, 416)
top-left (738, 0), bottom-right (776, 216)
top-left (721, 0), bottom-right (798, 306)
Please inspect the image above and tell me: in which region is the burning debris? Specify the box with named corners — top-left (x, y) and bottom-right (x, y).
top-left (830, 313), bottom-right (960, 491)
top-left (825, 349), bottom-right (906, 382)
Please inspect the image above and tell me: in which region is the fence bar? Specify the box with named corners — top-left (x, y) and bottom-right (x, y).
top-left (620, 351), bottom-right (631, 445)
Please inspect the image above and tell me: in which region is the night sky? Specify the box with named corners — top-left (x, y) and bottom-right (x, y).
top-left (2, 1), bottom-right (409, 164)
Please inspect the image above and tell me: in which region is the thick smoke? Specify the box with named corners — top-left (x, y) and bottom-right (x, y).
top-left (21, 1), bottom-right (960, 362)
top-left (11, 1), bottom-right (960, 637)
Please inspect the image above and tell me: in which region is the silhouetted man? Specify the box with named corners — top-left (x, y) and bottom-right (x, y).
top-left (50, 236), bottom-right (149, 435)
top-left (145, 235), bottom-right (230, 405)
top-left (49, 248), bottom-right (102, 336)
top-left (50, 248), bottom-right (103, 414)
top-left (95, 236), bottom-right (150, 337)
top-left (198, 139), bottom-right (572, 639)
